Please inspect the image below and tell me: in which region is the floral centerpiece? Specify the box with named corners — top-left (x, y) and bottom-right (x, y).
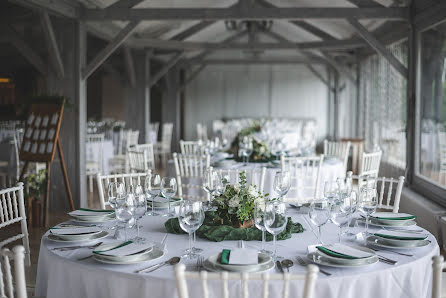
top-left (230, 122), bottom-right (272, 162)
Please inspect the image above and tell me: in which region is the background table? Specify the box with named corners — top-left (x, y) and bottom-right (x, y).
top-left (36, 211), bottom-right (438, 298)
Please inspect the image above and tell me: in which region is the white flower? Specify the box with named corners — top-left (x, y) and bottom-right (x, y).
top-left (259, 146), bottom-right (266, 154)
top-left (254, 197), bottom-right (266, 211)
top-left (233, 183), bottom-right (241, 193)
top-left (228, 195), bottom-right (240, 208)
top-left (248, 185), bottom-right (258, 198)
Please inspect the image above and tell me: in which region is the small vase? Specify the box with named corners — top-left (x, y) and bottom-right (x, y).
top-left (233, 219), bottom-right (254, 229)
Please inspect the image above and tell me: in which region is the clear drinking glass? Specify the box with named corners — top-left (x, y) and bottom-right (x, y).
top-left (324, 181), bottom-right (339, 202)
top-left (203, 169), bottom-right (224, 208)
top-left (107, 182), bottom-right (124, 230)
top-left (161, 177), bottom-right (177, 217)
top-left (133, 185), bottom-right (147, 243)
top-left (239, 136), bottom-right (253, 165)
top-left (273, 171), bottom-right (290, 200)
top-left (309, 199), bottom-right (330, 244)
top-left (145, 172), bottom-right (161, 216)
top-left (177, 201), bottom-right (204, 259)
top-left (330, 196), bottom-right (351, 243)
top-left (358, 183), bottom-right (378, 236)
top-left (264, 201), bottom-right (287, 260)
top-left (254, 199), bottom-right (272, 255)
top-left (115, 191), bottom-right (135, 241)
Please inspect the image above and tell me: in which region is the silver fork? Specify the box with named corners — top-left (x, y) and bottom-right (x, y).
top-left (370, 247), bottom-right (413, 257)
top-left (296, 256), bottom-right (331, 276)
top-left (196, 255), bottom-right (204, 271)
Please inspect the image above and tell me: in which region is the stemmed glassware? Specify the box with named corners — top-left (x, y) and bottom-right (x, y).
top-left (254, 199), bottom-right (272, 255)
top-left (176, 201), bottom-right (204, 259)
top-left (145, 172), bottom-right (161, 216)
top-left (107, 182), bottom-right (124, 230)
top-left (133, 185), bottom-right (147, 243)
top-left (330, 195), bottom-right (352, 243)
top-left (264, 201), bottom-right (287, 260)
top-left (309, 199), bottom-right (330, 244)
top-left (324, 181), bottom-right (339, 202)
top-left (203, 168), bottom-right (224, 209)
top-left (239, 136), bottom-right (253, 165)
top-left (115, 187), bottom-right (136, 241)
top-left (358, 177), bottom-right (378, 236)
top-left (273, 171), bottom-right (290, 201)
top-left (161, 177), bottom-right (177, 217)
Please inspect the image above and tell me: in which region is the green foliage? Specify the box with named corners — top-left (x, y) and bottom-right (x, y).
top-left (26, 169), bottom-right (47, 200)
top-left (230, 121), bottom-right (272, 162)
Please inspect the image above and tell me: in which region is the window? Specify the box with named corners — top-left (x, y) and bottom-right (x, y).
top-left (417, 22), bottom-right (446, 189)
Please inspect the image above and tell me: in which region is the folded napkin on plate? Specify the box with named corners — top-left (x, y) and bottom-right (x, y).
top-left (220, 248), bottom-right (258, 265)
top-left (50, 226), bottom-right (101, 235)
top-left (374, 229), bottom-right (428, 240)
top-left (315, 243), bottom-right (374, 259)
top-left (94, 241), bottom-right (152, 257)
top-left (370, 212), bottom-right (416, 220)
top-left (69, 208), bottom-right (114, 216)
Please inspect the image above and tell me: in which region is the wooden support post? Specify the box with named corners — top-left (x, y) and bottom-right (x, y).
top-left (19, 161), bottom-right (29, 182)
top-left (44, 161), bottom-right (51, 227)
top-left (144, 50), bottom-right (152, 143)
top-left (57, 139), bottom-right (74, 211)
top-left (40, 10), bottom-right (65, 78)
top-left (334, 71), bottom-right (340, 140)
top-left (124, 47), bottom-right (136, 87)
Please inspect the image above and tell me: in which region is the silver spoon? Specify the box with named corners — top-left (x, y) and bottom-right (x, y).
top-left (281, 259), bottom-right (294, 272)
top-left (137, 257), bottom-right (181, 274)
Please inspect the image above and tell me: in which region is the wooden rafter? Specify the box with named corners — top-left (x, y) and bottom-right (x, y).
top-left (82, 7), bottom-right (409, 21)
top-left (188, 57), bottom-right (328, 65)
top-left (348, 18), bottom-right (408, 78)
top-left (346, 0), bottom-right (385, 8)
top-left (319, 51), bottom-right (356, 84)
top-left (40, 10), bottom-right (64, 78)
top-left (82, 21), bottom-right (140, 80)
top-left (179, 64), bottom-right (207, 92)
top-left (149, 52), bottom-right (185, 87)
top-left (106, 0), bottom-right (145, 9)
top-left (9, 0), bottom-right (78, 18)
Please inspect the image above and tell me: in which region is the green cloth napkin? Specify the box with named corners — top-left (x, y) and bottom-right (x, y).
top-left (93, 241), bottom-right (133, 254)
top-left (316, 246), bottom-right (358, 260)
top-left (374, 233), bottom-right (427, 240)
top-left (164, 213), bottom-right (304, 242)
top-left (221, 249), bottom-right (231, 264)
top-left (79, 208), bottom-right (114, 213)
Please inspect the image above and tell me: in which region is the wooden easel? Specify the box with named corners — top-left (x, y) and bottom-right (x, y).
top-left (19, 98), bottom-right (74, 227)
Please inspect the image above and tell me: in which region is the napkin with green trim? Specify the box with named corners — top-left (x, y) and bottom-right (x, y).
top-left (220, 248), bottom-right (258, 265)
top-left (374, 229), bottom-right (428, 240)
top-left (370, 212), bottom-right (416, 221)
top-left (93, 241), bottom-right (153, 257)
top-left (315, 244), bottom-right (374, 260)
top-left (49, 226), bottom-right (101, 235)
top-left (69, 208), bottom-right (114, 216)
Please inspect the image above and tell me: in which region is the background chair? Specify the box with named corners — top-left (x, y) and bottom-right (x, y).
top-left (109, 130), bottom-right (140, 174)
top-left (86, 133), bottom-right (104, 193)
top-left (214, 167), bottom-right (266, 193)
top-left (173, 153), bottom-right (210, 201)
top-left (360, 150), bottom-right (382, 178)
top-left (0, 245), bottom-right (27, 298)
top-left (155, 123), bottom-right (173, 167)
top-left (174, 263), bottom-right (319, 298)
top-left (432, 255), bottom-right (446, 298)
top-left (0, 183), bottom-right (30, 266)
top-left (128, 143), bottom-right (155, 173)
top-left (96, 172), bottom-right (149, 210)
top-left (280, 155), bottom-right (324, 203)
top-left (180, 140), bottom-right (203, 155)
top-left (323, 140), bottom-right (351, 172)
top-left (196, 123), bottom-right (208, 141)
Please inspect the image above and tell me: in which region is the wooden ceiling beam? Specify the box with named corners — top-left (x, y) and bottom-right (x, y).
top-left (40, 10), bottom-right (65, 78)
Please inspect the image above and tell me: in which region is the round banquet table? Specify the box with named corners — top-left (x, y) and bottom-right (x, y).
top-left (35, 211), bottom-right (439, 298)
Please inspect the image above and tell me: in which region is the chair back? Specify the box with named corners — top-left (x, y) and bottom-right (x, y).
top-left (148, 122), bottom-right (159, 144)
top-left (174, 263), bottom-right (318, 298)
top-left (96, 172), bottom-right (149, 209)
top-left (161, 123), bottom-right (174, 151)
top-left (86, 133), bottom-right (105, 174)
top-left (180, 140), bottom-right (203, 154)
top-left (0, 183), bottom-right (30, 266)
top-left (280, 155), bottom-right (324, 203)
top-left (128, 144), bottom-right (155, 173)
top-left (197, 123), bottom-right (208, 141)
top-left (360, 151), bottom-right (382, 177)
top-left (323, 140), bottom-right (351, 172)
top-left (438, 132), bottom-right (446, 183)
top-left (126, 130), bottom-right (140, 148)
top-left (173, 153), bottom-right (210, 201)
top-left (432, 255), bottom-right (445, 298)
top-left (0, 246), bottom-right (27, 298)
top-left (214, 167), bottom-right (266, 193)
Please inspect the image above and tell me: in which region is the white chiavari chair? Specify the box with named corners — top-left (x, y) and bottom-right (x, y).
top-left (432, 255), bottom-right (446, 298)
top-left (96, 172), bottom-right (149, 210)
top-left (149, 122), bottom-right (160, 144)
top-left (109, 130), bottom-right (140, 174)
top-left (214, 167), bottom-right (266, 193)
top-left (174, 263), bottom-right (319, 298)
top-left (360, 151), bottom-right (382, 178)
top-left (180, 140), bottom-right (203, 155)
top-left (86, 133), bottom-right (105, 193)
top-left (155, 123), bottom-right (173, 166)
top-left (280, 155), bottom-right (324, 203)
top-left (173, 153), bottom-right (210, 201)
top-left (128, 144), bottom-right (155, 173)
top-left (323, 140), bottom-right (351, 172)
top-left (0, 183), bottom-right (30, 266)
top-left (197, 123), bottom-right (208, 141)
top-left (0, 245), bottom-right (27, 298)
top-left (438, 132), bottom-right (446, 185)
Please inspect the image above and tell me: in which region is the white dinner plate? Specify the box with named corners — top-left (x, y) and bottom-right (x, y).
top-left (206, 252), bottom-right (272, 272)
top-left (315, 245), bottom-right (377, 266)
top-left (307, 252), bottom-right (379, 268)
top-left (50, 230), bottom-right (102, 241)
top-left (366, 235), bottom-right (431, 249)
top-left (147, 198), bottom-right (182, 209)
top-left (93, 246), bottom-right (164, 265)
top-left (93, 242), bottom-right (154, 262)
top-left (69, 213), bottom-right (115, 223)
top-left (358, 218), bottom-right (417, 228)
top-left (47, 231), bottom-right (109, 243)
top-left (203, 259), bottom-right (275, 273)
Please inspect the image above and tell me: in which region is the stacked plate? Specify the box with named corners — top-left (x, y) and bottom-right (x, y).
top-left (367, 229), bottom-right (430, 249)
top-left (93, 242), bottom-right (164, 265)
top-left (147, 197), bottom-right (182, 209)
top-left (359, 212), bottom-right (417, 228)
top-left (203, 252), bottom-right (274, 273)
top-left (68, 208), bottom-right (115, 223)
top-left (307, 244), bottom-right (378, 268)
top-left (48, 226), bottom-right (108, 243)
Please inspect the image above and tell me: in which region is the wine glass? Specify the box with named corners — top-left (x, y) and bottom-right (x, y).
top-left (161, 177), bottom-right (177, 217)
top-left (358, 181), bottom-right (378, 236)
top-left (254, 199), bottom-right (272, 255)
top-left (336, 176), bottom-right (352, 200)
top-left (133, 185), bottom-right (147, 243)
top-left (264, 201), bottom-right (287, 260)
top-left (239, 136), bottom-right (253, 165)
top-left (177, 201), bottom-right (204, 259)
top-left (309, 199), bottom-right (330, 244)
top-left (273, 171), bottom-right (290, 200)
top-left (115, 190), bottom-right (135, 241)
top-left (330, 196), bottom-right (352, 243)
top-left (203, 169), bottom-right (224, 208)
top-left (324, 181), bottom-right (339, 202)
top-left (107, 182), bottom-right (124, 230)
top-left (145, 172), bottom-right (161, 216)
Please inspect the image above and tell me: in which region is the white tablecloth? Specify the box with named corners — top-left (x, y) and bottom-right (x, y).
top-left (86, 140), bottom-right (114, 174)
top-left (36, 212), bottom-right (439, 298)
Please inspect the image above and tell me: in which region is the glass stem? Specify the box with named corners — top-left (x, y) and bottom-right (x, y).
top-left (151, 195), bottom-right (155, 215)
top-left (168, 196), bottom-right (171, 216)
top-left (188, 232), bottom-right (193, 257)
top-left (261, 229), bottom-right (265, 251)
top-left (124, 225), bottom-right (128, 241)
top-left (318, 226), bottom-right (323, 244)
top-left (273, 235), bottom-right (277, 259)
top-left (193, 232), bottom-right (196, 247)
top-left (338, 226), bottom-right (342, 243)
top-left (136, 219), bottom-right (140, 237)
top-left (366, 215), bottom-right (369, 235)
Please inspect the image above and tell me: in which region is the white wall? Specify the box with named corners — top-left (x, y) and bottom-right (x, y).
top-left (184, 64), bottom-right (329, 140)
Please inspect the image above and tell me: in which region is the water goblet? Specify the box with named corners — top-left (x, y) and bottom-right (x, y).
top-left (264, 201), bottom-right (287, 260)
top-left (330, 196), bottom-right (351, 243)
top-left (107, 182), bottom-right (124, 230)
top-left (358, 182), bottom-right (378, 236)
top-left (133, 185), bottom-right (147, 243)
top-left (145, 172), bottom-right (161, 216)
top-left (176, 201), bottom-right (204, 259)
top-left (273, 171), bottom-right (290, 200)
top-left (115, 191), bottom-right (135, 241)
top-left (308, 199), bottom-right (330, 244)
top-left (254, 199), bottom-right (272, 255)
top-left (324, 181), bottom-right (339, 202)
top-left (161, 177), bottom-right (177, 217)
